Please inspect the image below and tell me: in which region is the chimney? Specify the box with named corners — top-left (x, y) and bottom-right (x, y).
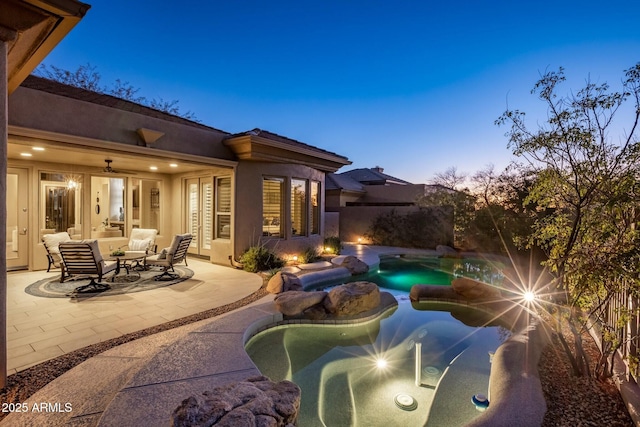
top-left (372, 166), bottom-right (384, 173)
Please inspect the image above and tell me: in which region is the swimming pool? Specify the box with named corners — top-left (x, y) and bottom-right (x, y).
top-left (348, 255), bottom-right (505, 291)
top-left (245, 256), bottom-right (509, 426)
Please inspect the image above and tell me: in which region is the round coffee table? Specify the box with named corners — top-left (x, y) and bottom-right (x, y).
top-left (107, 252), bottom-right (147, 282)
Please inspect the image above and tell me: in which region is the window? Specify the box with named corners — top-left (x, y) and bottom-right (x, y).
top-left (40, 172), bottom-right (82, 238)
top-left (291, 178), bottom-right (307, 237)
top-left (90, 176), bottom-right (125, 237)
top-left (263, 177), bottom-right (284, 237)
top-left (216, 177), bottom-right (231, 239)
top-left (311, 181), bottom-right (320, 235)
top-left (131, 178), bottom-right (162, 233)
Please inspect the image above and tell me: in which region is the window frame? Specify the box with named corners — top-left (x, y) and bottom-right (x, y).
top-left (290, 178), bottom-right (308, 238)
top-left (215, 176), bottom-right (232, 240)
top-left (262, 176), bottom-right (285, 238)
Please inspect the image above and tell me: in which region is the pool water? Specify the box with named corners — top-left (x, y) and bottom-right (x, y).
top-left (349, 255), bottom-right (505, 292)
top-left (245, 256), bottom-right (509, 426)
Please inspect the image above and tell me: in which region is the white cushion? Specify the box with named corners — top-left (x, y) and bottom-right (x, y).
top-left (42, 232), bottom-right (71, 254)
top-left (130, 238), bottom-right (151, 251)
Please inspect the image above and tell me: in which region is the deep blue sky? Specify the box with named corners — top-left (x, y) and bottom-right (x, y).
top-left (40, 0), bottom-right (640, 183)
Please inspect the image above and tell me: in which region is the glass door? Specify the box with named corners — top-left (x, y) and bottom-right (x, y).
top-left (185, 177), bottom-right (213, 258)
top-left (7, 168), bottom-right (29, 270)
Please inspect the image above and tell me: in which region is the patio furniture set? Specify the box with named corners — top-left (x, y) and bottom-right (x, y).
top-left (41, 229), bottom-right (193, 293)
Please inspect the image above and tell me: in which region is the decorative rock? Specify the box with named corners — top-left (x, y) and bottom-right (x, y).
top-left (274, 291), bottom-right (327, 316)
top-left (324, 281), bottom-right (380, 316)
top-left (302, 304), bottom-right (329, 320)
top-left (436, 245), bottom-right (461, 258)
top-left (171, 376), bottom-right (301, 427)
top-left (266, 272), bottom-right (303, 294)
top-left (340, 256), bottom-right (369, 275)
top-left (409, 284), bottom-right (458, 301)
top-left (451, 277), bottom-right (502, 300)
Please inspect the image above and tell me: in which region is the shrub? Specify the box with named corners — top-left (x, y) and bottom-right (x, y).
top-left (300, 247), bottom-right (322, 264)
top-left (323, 236), bottom-right (342, 255)
top-left (365, 208), bottom-right (453, 249)
top-left (240, 245), bottom-right (285, 273)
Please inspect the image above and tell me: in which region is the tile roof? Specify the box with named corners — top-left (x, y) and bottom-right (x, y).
top-left (19, 75), bottom-right (229, 133)
top-left (227, 128), bottom-right (350, 162)
top-left (339, 167), bottom-right (412, 185)
top-left (325, 173), bottom-right (365, 192)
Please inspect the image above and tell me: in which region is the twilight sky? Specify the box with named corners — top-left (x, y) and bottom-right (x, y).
top-left (39, 0), bottom-right (640, 184)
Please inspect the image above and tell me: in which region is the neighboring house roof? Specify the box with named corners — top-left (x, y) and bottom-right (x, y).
top-left (20, 75), bottom-right (228, 133)
top-left (339, 167), bottom-right (412, 185)
top-left (325, 173), bottom-right (365, 192)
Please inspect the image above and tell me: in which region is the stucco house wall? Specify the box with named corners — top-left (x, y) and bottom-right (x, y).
top-left (9, 79), bottom-right (235, 160)
top-left (234, 161), bottom-right (325, 260)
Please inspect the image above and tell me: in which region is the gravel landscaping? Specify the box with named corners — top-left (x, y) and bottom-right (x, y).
top-left (0, 285), bottom-right (635, 426)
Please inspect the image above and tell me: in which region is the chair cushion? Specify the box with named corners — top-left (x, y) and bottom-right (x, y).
top-left (42, 232), bottom-right (72, 254)
top-left (130, 238), bottom-right (151, 251)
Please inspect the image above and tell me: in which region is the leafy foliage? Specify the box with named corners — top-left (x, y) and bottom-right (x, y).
top-left (34, 63), bottom-right (199, 121)
top-left (299, 247), bottom-right (322, 264)
top-left (365, 208), bottom-right (453, 249)
top-left (240, 245), bottom-right (285, 273)
top-left (416, 168), bottom-right (476, 248)
top-left (497, 63), bottom-right (640, 377)
top-left (323, 236), bottom-right (342, 255)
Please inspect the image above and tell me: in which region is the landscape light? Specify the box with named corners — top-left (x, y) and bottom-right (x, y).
top-left (376, 358), bottom-right (388, 369)
top-left (523, 291), bottom-right (536, 302)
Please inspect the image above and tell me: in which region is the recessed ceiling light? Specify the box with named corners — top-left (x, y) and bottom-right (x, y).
top-left (32, 147), bottom-right (45, 151)
top-left (20, 153), bottom-right (32, 157)
top-left (169, 163), bottom-right (178, 168)
top-left (149, 166), bottom-right (158, 171)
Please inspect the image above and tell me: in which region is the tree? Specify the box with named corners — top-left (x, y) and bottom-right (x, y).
top-left (34, 63), bottom-right (198, 121)
top-left (416, 167), bottom-right (476, 248)
top-left (466, 165), bottom-right (541, 256)
top-left (496, 63), bottom-right (640, 377)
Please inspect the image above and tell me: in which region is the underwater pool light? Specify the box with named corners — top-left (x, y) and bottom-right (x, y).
top-left (394, 394), bottom-right (418, 411)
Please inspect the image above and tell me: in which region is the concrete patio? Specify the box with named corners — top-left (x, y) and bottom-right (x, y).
top-left (6, 258), bottom-right (263, 375)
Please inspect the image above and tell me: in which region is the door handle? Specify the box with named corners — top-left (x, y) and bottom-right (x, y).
top-left (21, 228), bottom-right (27, 235)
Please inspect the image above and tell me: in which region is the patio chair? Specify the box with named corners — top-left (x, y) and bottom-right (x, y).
top-left (42, 231), bottom-right (72, 273)
top-left (58, 240), bottom-right (118, 292)
top-left (122, 228), bottom-right (158, 270)
top-left (123, 228), bottom-right (158, 255)
top-left (144, 233), bottom-right (193, 281)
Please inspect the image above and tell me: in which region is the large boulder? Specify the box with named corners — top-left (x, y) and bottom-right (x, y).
top-left (266, 271), bottom-right (303, 294)
top-left (409, 284), bottom-right (458, 301)
top-left (274, 291), bottom-right (327, 316)
top-left (451, 277), bottom-right (502, 300)
top-left (340, 256), bottom-right (369, 275)
top-left (324, 281), bottom-right (380, 316)
top-left (171, 376), bottom-right (300, 427)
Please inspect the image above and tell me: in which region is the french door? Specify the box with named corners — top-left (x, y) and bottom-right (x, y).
top-left (185, 177), bottom-right (213, 258)
top-left (6, 168), bottom-right (29, 270)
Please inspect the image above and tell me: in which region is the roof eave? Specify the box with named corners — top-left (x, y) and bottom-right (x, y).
top-left (223, 134), bottom-right (351, 173)
top-left (5, 0), bottom-right (90, 94)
